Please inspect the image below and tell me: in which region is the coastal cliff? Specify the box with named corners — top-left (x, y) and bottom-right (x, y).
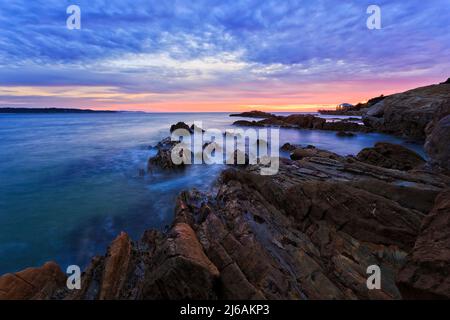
top-left (362, 81), bottom-right (450, 140)
top-left (364, 80), bottom-right (450, 172)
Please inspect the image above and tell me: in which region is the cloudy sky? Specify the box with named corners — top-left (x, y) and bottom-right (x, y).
top-left (0, 0), bottom-right (449, 111)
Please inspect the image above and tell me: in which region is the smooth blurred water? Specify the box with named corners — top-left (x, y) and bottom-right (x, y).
top-left (0, 112), bottom-right (425, 274)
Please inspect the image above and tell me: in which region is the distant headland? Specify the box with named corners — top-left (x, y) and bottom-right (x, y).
top-left (0, 107), bottom-right (117, 114)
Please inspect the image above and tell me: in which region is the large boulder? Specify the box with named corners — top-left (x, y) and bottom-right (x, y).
top-left (357, 142), bottom-right (425, 171)
top-left (280, 142), bottom-right (299, 152)
top-left (98, 232), bottom-right (132, 300)
top-left (323, 121), bottom-right (370, 132)
top-left (170, 122), bottom-right (191, 133)
top-left (290, 146), bottom-right (342, 160)
top-left (397, 189), bottom-right (450, 299)
top-left (148, 137), bottom-right (187, 170)
top-left (0, 262), bottom-right (66, 300)
top-left (363, 82), bottom-right (450, 139)
top-left (336, 131), bottom-right (355, 137)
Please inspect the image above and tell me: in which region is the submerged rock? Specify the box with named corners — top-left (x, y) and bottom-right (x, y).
top-left (336, 131), bottom-right (355, 137)
top-left (280, 143), bottom-right (299, 152)
top-left (3, 140), bottom-right (449, 300)
top-left (65, 223), bottom-right (219, 300)
top-left (139, 223), bottom-right (219, 300)
top-left (98, 232), bottom-right (132, 300)
top-left (167, 152), bottom-right (448, 300)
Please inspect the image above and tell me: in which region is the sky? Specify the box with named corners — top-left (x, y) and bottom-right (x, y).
top-left (0, 0), bottom-right (449, 112)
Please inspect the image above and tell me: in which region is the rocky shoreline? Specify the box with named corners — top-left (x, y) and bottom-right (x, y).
top-left (232, 114), bottom-right (371, 134)
top-left (2, 142), bottom-right (448, 300)
top-left (1, 81), bottom-right (449, 300)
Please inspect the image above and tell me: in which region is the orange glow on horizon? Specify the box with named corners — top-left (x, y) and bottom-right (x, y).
top-left (1, 76), bottom-right (443, 113)
top-left (83, 102), bottom-right (339, 113)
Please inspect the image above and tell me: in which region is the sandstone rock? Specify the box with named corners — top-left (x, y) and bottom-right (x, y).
top-left (99, 232), bottom-right (132, 299)
top-left (168, 149), bottom-right (449, 300)
top-left (425, 115), bottom-right (450, 171)
top-left (363, 82), bottom-right (450, 139)
top-left (366, 95), bottom-right (387, 107)
top-left (170, 122), bottom-right (191, 133)
top-left (425, 98), bottom-right (450, 135)
top-left (53, 150), bottom-right (448, 300)
top-left (362, 86), bottom-right (450, 170)
top-left (323, 121), bottom-right (369, 132)
top-left (4, 140), bottom-right (449, 300)
top-left (283, 114), bottom-right (326, 129)
top-left (65, 256), bottom-right (105, 300)
top-left (366, 101), bottom-right (385, 117)
top-left (397, 189), bottom-right (450, 299)
top-left (290, 146), bottom-right (342, 161)
top-left (140, 223), bottom-right (219, 300)
top-left (233, 114), bottom-right (370, 132)
top-left (280, 143), bottom-right (299, 152)
top-left (148, 137), bottom-right (186, 170)
top-left (357, 142), bottom-right (425, 171)
top-left (65, 223), bottom-right (220, 300)
top-left (0, 262), bottom-right (65, 300)
top-left (320, 96), bottom-right (385, 116)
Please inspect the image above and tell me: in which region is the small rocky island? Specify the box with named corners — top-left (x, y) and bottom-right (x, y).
top-left (229, 110), bottom-right (275, 118)
top-left (0, 80), bottom-right (449, 300)
top-left (0, 108), bottom-right (117, 113)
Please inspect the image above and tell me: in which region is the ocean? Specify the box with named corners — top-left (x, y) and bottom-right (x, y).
top-left (0, 112), bottom-right (425, 274)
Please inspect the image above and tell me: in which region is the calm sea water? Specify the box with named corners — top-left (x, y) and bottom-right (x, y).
top-left (0, 112), bottom-right (425, 274)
